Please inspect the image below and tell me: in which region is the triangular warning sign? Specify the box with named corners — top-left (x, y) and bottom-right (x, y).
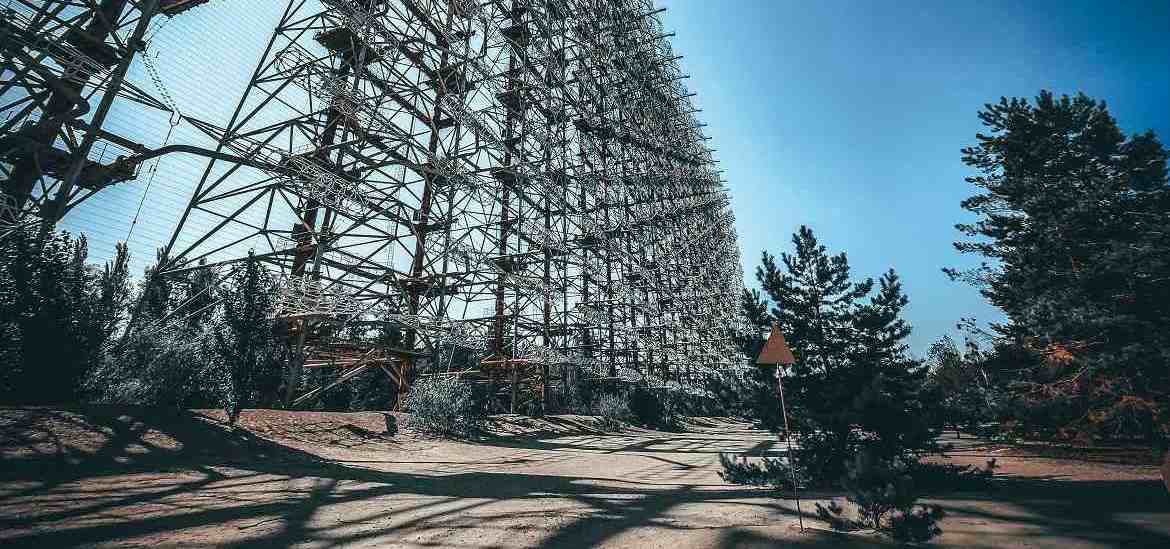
top-left (756, 324), bottom-right (796, 365)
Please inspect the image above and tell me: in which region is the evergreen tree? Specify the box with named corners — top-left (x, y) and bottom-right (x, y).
top-left (924, 335), bottom-right (1004, 436)
top-left (740, 288), bottom-right (770, 329)
top-left (849, 270), bottom-right (932, 459)
top-left (756, 226), bottom-right (872, 471)
top-left (0, 229), bottom-right (118, 403)
top-left (951, 90), bottom-right (1170, 443)
top-left (87, 249), bottom-right (227, 409)
top-left (734, 287), bottom-right (777, 425)
top-left (758, 226), bottom-right (873, 377)
top-left (752, 227), bottom-right (932, 482)
top-left (736, 288), bottom-right (770, 361)
top-left (216, 255), bottom-right (284, 422)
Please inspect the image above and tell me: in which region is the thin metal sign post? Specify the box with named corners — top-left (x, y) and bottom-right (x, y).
top-left (756, 323), bottom-right (803, 532)
top-left (1160, 453), bottom-right (1169, 495)
top-left (776, 366), bottom-right (804, 531)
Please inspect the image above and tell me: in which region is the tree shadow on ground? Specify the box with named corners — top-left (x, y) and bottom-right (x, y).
top-left (1, 407), bottom-right (1168, 548)
top-left (932, 477), bottom-right (1170, 548)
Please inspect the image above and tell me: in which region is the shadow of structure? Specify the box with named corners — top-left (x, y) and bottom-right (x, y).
top-left (1, 407), bottom-right (1167, 548)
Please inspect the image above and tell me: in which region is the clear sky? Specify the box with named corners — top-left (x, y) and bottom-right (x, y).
top-left (659, 0), bottom-right (1170, 354)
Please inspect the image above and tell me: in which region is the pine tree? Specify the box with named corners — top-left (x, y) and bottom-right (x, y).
top-left (741, 288), bottom-right (770, 328)
top-left (951, 90), bottom-right (1170, 443)
top-left (752, 227), bottom-right (933, 482)
top-left (736, 288), bottom-right (770, 357)
top-left (216, 254), bottom-right (284, 422)
top-left (850, 270), bottom-right (932, 459)
top-left (755, 226), bottom-right (872, 479)
top-left (925, 335), bottom-right (1004, 436)
top-left (96, 243), bottom-right (131, 341)
top-left (758, 226), bottom-right (873, 378)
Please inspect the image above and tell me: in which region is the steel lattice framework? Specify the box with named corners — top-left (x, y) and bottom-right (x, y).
top-left (0, 0), bottom-right (209, 235)
top-left (2, 0), bottom-right (753, 410)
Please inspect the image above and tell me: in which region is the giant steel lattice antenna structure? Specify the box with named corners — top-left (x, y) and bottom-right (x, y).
top-left (3, 0), bottom-right (753, 411)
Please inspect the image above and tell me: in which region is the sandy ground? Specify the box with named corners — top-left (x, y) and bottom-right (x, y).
top-left (1, 407), bottom-right (1167, 548)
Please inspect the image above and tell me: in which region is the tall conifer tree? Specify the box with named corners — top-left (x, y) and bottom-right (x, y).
top-left (952, 91), bottom-right (1170, 443)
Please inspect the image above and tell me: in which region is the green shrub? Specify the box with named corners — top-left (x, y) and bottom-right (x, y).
top-left (86, 324), bottom-right (230, 410)
top-left (841, 451), bottom-right (919, 527)
top-left (595, 391), bottom-right (632, 431)
top-left (819, 450), bottom-right (945, 542)
top-left (909, 459), bottom-right (997, 493)
top-left (629, 385), bottom-right (683, 430)
top-left (814, 497), bottom-right (945, 542)
top-left (1, 230), bottom-right (130, 404)
top-left (718, 452), bottom-right (800, 490)
top-left (887, 505), bottom-right (946, 542)
top-left (550, 363), bottom-right (596, 414)
top-left (404, 376), bottom-right (482, 437)
top-left (814, 500), bottom-right (863, 531)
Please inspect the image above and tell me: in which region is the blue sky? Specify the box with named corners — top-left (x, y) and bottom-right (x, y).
top-left (659, 0), bottom-right (1170, 354)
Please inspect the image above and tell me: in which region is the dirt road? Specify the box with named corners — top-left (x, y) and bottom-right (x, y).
top-left (1, 408), bottom-right (1167, 548)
